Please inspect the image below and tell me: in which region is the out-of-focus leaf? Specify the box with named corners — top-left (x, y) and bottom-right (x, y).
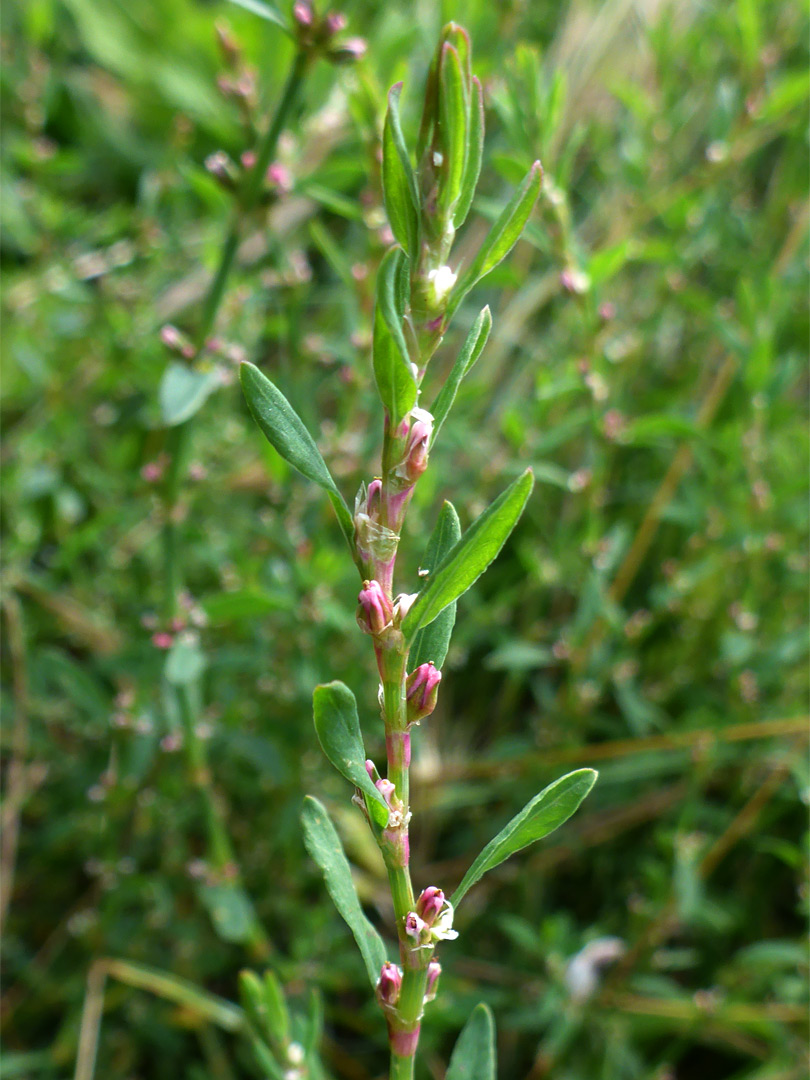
top-left (165, 637), bottom-right (205, 686)
top-left (226, 0), bottom-right (289, 32)
top-left (198, 882), bottom-right (257, 944)
top-left (446, 1003), bottom-right (496, 1079)
top-left (159, 363), bottom-right (221, 426)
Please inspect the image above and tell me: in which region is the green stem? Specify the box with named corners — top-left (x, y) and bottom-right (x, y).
top-left (390, 1051), bottom-right (416, 1080)
top-left (195, 48), bottom-right (309, 351)
top-left (177, 684), bottom-right (232, 870)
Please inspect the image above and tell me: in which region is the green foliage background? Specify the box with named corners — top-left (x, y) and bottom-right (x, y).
top-left (2, 0), bottom-right (808, 1077)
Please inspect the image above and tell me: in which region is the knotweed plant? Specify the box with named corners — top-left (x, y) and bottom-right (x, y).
top-left (241, 23), bottom-right (596, 1079)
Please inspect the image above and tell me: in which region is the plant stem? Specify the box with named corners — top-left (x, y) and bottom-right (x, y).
top-left (158, 49), bottom-right (310, 936)
top-left (195, 47), bottom-right (309, 352)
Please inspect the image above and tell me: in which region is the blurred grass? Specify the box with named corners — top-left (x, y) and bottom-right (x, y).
top-left (1, 0), bottom-right (808, 1077)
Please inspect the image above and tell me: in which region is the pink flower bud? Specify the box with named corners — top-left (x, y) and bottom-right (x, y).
top-left (424, 959), bottom-right (441, 1002)
top-left (266, 162), bottom-right (292, 192)
top-left (367, 478), bottom-right (382, 517)
top-left (357, 580), bottom-right (393, 635)
top-left (292, 1), bottom-right (313, 27)
top-left (376, 962), bottom-right (402, 1007)
top-left (416, 886), bottom-right (445, 927)
top-left (394, 409), bottom-right (433, 484)
top-left (151, 632), bottom-right (174, 649)
top-left (324, 12), bottom-right (348, 34)
top-left (160, 324), bottom-right (194, 358)
top-left (405, 663), bottom-right (441, 723)
top-left (328, 36), bottom-right (367, 63)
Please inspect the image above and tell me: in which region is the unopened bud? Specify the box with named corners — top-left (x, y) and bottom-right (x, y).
top-left (327, 36), bottom-right (367, 63)
top-left (357, 580), bottom-right (393, 635)
top-left (416, 886), bottom-right (445, 926)
top-left (205, 150), bottom-right (239, 190)
top-left (376, 962), bottom-right (402, 1007)
top-left (160, 324), bottom-right (194, 358)
top-left (324, 11), bottom-right (348, 34)
top-left (406, 662), bottom-right (441, 723)
top-left (266, 162), bottom-right (292, 192)
top-left (367, 478), bottom-right (382, 516)
top-left (214, 20), bottom-right (241, 66)
top-left (292, 1), bottom-right (314, 28)
top-left (394, 408), bottom-right (433, 484)
top-left (424, 959), bottom-right (441, 1002)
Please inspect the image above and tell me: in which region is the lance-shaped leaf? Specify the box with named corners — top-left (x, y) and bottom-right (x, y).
top-left (226, 0), bottom-right (289, 32)
top-left (449, 161), bottom-right (543, 317)
top-left (410, 501), bottom-right (462, 671)
top-left (401, 469), bottom-right (534, 641)
top-left (438, 43), bottom-right (468, 218)
top-left (451, 769), bottom-right (598, 906)
top-left (430, 306), bottom-right (492, 444)
top-left (301, 796), bottom-right (388, 987)
top-left (372, 248), bottom-right (417, 425)
top-left (453, 76), bottom-right (484, 229)
top-left (160, 362), bottom-right (221, 426)
top-left (312, 681), bottom-right (389, 828)
top-left (446, 1004), bottom-right (496, 1080)
top-left (240, 362), bottom-right (354, 550)
top-left (383, 84), bottom-right (419, 256)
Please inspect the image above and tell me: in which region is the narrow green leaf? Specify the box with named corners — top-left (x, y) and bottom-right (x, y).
top-left (240, 362), bottom-right (354, 550)
top-left (383, 84), bottom-right (419, 256)
top-left (444, 22), bottom-right (472, 86)
top-left (451, 769), bottom-right (598, 906)
top-left (301, 796), bottom-right (388, 987)
top-left (430, 306), bottom-right (492, 443)
top-left (262, 972), bottom-right (291, 1046)
top-left (372, 248), bottom-right (417, 425)
top-left (103, 958), bottom-right (243, 1031)
top-left (160, 362), bottom-right (221, 426)
top-left (453, 76), bottom-right (484, 229)
top-left (401, 469), bottom-right (534, 641)
top-left (438, 44), bottom-right (468, 218)
top-left (312, 681), bottom-right (388, 826)
top-left (450, 161), bottom-right (543, 316)
top-left (198, 881), bottom-right (257, 944)
top-left (226, 0), bottom-right (289, 32)
top-left (410, 501), bottom-right (462, 671)
top-left (446, 1004), bottom-right (496, 1080)
top-left (165, 637), bottom-right (205, 686)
